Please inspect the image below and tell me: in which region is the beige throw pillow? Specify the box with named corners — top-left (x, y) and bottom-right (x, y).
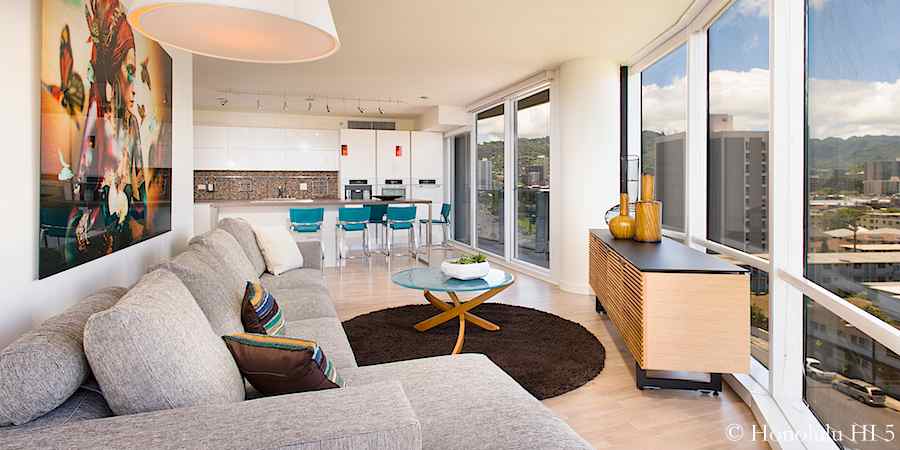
top-left (252, 225), bottom-right (304, 275)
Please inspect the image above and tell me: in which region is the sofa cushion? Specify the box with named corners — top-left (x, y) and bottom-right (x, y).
top-left (283, 319), bottom-right (357, 370)
top-left (84, 269), bottom-right (245, 416)
top-left (218, 217), bottom-right (267, 277)
top-left (0, 388), bottom-right (112, 436)
top-left (155, 249), bottom-right (243, 336)
top-left (0, 287), bottom-right (126, 426)
top-left (260, 267), bottom-right (326, 290)
top-left (241, 281), bottom-right (285, 336)
top-left (252, 224), bottom-right (305, 275)
top-left (340, 354), bottom-right (593, 450)
top-left (223, 333), bottom-right (342, 396)
top-left (268, 285), bottom-right (338, 321)
top-left (189, 229), bottom-right (259, 298)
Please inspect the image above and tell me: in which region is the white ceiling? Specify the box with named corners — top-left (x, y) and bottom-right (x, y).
top-left (193, 0), bottom-right (691, 118)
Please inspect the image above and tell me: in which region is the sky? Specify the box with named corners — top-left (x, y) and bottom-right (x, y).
top-left (476, 99), bottom-right (550, 144)
top-left (642, 0), bottom-right (900, 139)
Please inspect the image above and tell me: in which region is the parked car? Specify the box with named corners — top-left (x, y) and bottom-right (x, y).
top-left (831, 378), bottom-right (886, 407)
top-left (805, 358), bottom-right (837, 383)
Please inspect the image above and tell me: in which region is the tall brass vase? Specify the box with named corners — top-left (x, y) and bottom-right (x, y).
top-left (609, 193), bottom-right (635, 239)
top-left (634, 175), bottom-right (662, 243)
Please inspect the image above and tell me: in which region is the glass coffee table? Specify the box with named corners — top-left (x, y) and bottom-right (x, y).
top-left (391, 267), bottom-right (515, 354)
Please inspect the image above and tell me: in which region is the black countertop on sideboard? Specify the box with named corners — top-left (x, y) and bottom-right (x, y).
top-left (590, 229), bottom-right (748, 274)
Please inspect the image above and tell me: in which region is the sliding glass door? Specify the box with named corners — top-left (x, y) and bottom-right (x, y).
top-left (514, 90), bottom-right (550, 268)
top-left (475, 104), bottom-right (506, 257)
top-left (452, 133), bottom-right (471, 244)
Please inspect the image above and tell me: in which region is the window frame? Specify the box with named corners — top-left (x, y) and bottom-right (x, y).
top-left (626, 0), bottom-right (900, 447)
top-left (460, 82), bottom-right (554, 278)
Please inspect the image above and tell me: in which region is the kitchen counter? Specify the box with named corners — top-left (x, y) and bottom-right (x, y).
top-left (197, 198), bottom-right (432, 207)
top-left (194, 198), bottom-right (435, 268)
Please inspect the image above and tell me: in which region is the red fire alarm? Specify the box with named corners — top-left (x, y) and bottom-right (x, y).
top-left (395, 145), bottom-right (402, 157)
top-left (341, 144), bottom-right (348, 156)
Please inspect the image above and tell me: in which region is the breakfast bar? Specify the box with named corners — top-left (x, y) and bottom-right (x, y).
top-left (195, 198), bottom-right (434, 267)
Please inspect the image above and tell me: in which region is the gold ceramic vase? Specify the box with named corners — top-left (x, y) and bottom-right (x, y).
top-left (609, 193), bottom-right (635, 239)
top-left (634, 174), bottom-right (662, 243)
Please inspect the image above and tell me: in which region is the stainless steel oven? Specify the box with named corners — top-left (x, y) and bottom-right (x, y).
top-left (344, 180), bottom-right (372, 200)
top-left (379, 179), bottom-right (407, 198)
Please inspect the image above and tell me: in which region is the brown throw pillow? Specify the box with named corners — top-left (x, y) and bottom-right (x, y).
top-left (222, 333), bottom-right (342, 396)
top-left (241, 281), bottom-right (285, 336)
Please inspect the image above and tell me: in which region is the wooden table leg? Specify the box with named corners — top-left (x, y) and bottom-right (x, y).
top-left (451, 293), bottom-right (465, 354)
top-left (414, 285), bottom-right (509, 332)
top-left (423, 291), bottom-right (499, 331)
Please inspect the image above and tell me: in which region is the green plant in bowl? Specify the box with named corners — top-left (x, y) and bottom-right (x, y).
top-left (452, 254), bottom-right (487, 265)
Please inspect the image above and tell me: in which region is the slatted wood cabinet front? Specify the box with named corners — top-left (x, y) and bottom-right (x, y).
top-left (589, 231), bottom-right (750, 374)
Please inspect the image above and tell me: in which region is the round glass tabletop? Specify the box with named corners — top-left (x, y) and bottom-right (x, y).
top-left (391, 267), bottom-right (515, 292)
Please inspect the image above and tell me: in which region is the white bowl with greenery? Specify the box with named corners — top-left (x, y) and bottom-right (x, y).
top-left (441, 254), bottom-right (490, 280)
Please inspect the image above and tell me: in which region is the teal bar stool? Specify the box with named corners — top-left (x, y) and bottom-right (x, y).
top-left (290, 208), bottom-right (324, 235)
top-left (365, 203), bottom-right (389, 253)
top-left (419, 203), bottom-right (452, 249)
top-left (290, 208), bottom-right (325, 264)
top-left (385, 206), bottom-right (418, 257)
top-left (336, 206), bottom-right (371, 264)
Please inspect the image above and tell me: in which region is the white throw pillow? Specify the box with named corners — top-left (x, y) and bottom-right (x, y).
top-left (252, 225), bottom-right (304, 275)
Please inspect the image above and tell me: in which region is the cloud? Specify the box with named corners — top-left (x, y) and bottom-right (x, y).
top-left (809, 77), bottom-right (900, 138)
top-left (809, 0), bottom-right (829, 10)
top-left (641, 76), bottom-right (687, 135)
top-left (736, 0), bottom-right (769, 17)
top-left (644, 67), bottom-right (900, 139)
top-left (709, 68), bottom-right (770, 131)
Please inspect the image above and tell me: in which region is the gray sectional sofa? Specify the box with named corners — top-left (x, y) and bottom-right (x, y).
top-left (0, 218), bottom-right (592, 450)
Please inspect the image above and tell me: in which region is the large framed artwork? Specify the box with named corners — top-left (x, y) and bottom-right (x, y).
top-left (39, 0), bottom-right (172, 279)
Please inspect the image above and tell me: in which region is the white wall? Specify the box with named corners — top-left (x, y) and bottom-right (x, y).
top-left (0, 1), bottom-right (194, 348)
top-left (553, 57), bottom-right (620, 294)
top-left (195, 109), bottom-right (416, 131)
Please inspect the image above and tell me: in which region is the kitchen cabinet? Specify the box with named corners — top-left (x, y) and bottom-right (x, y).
top-left (410, 131), bottom-right (445, 221)
top-left (339, 129), bottom-right (377, 183)
top-left (193, 125), bottom-right (339, 171)
top-left (376, 130), bottom-right (411, 184)
top-left (411, 131), bottom-right (443, 181)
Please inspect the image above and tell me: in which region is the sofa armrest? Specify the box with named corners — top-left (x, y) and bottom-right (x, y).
top-left (296, 240), bottom-right (323, 270)
top-left (0, 381), bottom-right (420, 450)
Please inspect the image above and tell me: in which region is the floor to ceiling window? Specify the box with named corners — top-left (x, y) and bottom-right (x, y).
top-left (708, 0), bottom-right (771, 368)
top-left (641, 44), bottom-right (687, 232)
top-left (628, 0), bottom-right (900, 447)
top-left (475, 104), bottom-right (505, 257)
top-left (804, 1), bottom-right (899, 446)
top-left (514, 89), bottom-right (550, 268)
top-left (452, 133), bottom-right (471, 245)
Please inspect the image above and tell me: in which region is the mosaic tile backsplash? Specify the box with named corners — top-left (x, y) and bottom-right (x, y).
top-left (194, 171), bottom-right (340, 201)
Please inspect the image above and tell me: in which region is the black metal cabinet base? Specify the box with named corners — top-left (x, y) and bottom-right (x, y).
top-left (595, 296), bottom-right (606, 314)
top-left (635, 362), bottom-right (722, 394)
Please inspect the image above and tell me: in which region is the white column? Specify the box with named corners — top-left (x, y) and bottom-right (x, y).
top-left (167, 46), bottom-right (194, 254)
top-left (554, 57), bottom-right (620, 294)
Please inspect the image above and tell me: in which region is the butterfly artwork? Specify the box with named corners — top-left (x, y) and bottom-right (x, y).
top-left (40, 0), bottom-right (173, 279)
top-left (42, 24), bottom-right (85, 128)
top-left (140, 57), bottom-right (151, 90)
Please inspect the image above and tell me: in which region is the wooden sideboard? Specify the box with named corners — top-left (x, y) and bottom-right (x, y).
top-left (589, 229), bottom-right (750, 392)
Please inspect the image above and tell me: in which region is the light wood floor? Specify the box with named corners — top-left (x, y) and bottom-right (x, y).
top-left (324, 249), bottom-right (769, 450)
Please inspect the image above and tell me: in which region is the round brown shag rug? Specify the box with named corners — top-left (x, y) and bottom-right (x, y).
top-left (342, 303), bottom-right (605, 399)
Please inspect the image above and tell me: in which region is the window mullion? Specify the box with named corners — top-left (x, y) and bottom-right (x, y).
top-left (686, 31), bottom-right (708, 250)
top-left (768, 0), bottom-right (806, 407)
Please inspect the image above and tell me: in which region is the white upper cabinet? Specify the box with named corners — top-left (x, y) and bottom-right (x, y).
top-left (376, 130), bottom-right (411, 183)
top-left (339, 129), bottom-right (377, 182)
top-left (195, 125), bottom-right (228, 149)
top-left (193, 126), bottom-right (339, 171)
top-left (411, 131), bottom-right (444, 182)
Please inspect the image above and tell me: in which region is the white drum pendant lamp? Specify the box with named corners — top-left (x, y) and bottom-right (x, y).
top-left (127, 0), bottom-right (340, 63)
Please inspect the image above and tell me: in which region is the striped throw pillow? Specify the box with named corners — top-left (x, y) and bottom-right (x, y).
top-left (240, 281), bottom-right (285, 336)
top-left (222, 333), bottom-right (342, 395)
